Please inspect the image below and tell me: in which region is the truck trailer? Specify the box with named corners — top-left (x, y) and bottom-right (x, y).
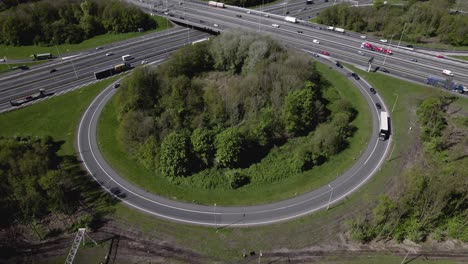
top-left (31, 53), bottom-right (53, 61)
top-left (379, 111), bottom-right (389, 141)
top-left (334, 27), bottom-right (345, 33)
top-left (10, 89), bottom-right (49, 106)
top-left (94, 63), bottom-right (131, 80)
top-left (208, 1), bottom-right (225, 8)
top-left (285, 16), bottom-right (297, 23)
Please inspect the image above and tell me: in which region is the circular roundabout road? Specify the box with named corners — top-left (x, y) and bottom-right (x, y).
top-left (77, 59), bottom-right (392, 227)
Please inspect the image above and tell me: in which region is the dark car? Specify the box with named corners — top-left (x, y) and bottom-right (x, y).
top-left (114, 83), bottom-right (120, 89)
top-left (297, 30), bottom-right (303, 34)
top-left (49, 68), bottom-right (57, 73)
top-left (236, 14), bottom-right (242, 18)
top-left (335, 61), bottom-right (343, 68)
top-left (376, 103), bottom-right (382, 109)
top-left (380, 68), bottom-right (390, 73)
top-left (351, 72), bottom-right (360, 80)
top-left (19, 65), bottom-right (29, 70)
top-left (407, 44), bottom-right (414, 48)
top-left (180, 16), bottom-right (184, 19)
top-left (200, 20), bottom-right (204, 23)
top-left (370, 88), bottom-right (376, 94)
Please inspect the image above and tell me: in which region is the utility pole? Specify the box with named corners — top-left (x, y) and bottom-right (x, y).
top-left (382, 35), bottom-right (394, 66)
top-left (391, 93), bottom-right (399, 113)
top-left (397, 23), bottom-right (407, 48)
top-left (65, 228), bottom-right (97, 264)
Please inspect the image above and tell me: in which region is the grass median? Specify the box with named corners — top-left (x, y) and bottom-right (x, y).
top-left (0, 77), bottom-right (118, 155)
top-left (0, 16), bottom-right (172, 60)
top-left (96, 61), bottom-right (372, 205)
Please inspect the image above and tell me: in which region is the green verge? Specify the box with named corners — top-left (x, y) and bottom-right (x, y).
top-left (105, 64), bottom-right (468, 261)
top-left (0, 16), bottom-right (172, 60)
top-left (0, 61), bottom-right (45, 73)
top-left (97, 62), bottom-right (372, 205)
top-left (451, 55), bottom-right (468, 61)
top-left (0, 77), bottom-right (118, 155)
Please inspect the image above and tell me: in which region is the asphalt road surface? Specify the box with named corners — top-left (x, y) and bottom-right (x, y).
top-left (77, 57), bottom-right (391, 226)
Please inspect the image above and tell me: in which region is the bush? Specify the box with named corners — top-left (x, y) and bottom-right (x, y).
top-left (226, 170), bottom-right (250, 189)
top-left (159, 132), bottom-right (192, 178)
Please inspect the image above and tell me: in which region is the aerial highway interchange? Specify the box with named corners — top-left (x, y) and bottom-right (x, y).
top-left (1, 0), bottom-right (467, 226)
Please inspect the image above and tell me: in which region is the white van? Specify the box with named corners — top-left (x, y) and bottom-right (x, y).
top-left (442, 69), bottom-right (454, 76)
top-left (122, 55), bottom-right (133, 62)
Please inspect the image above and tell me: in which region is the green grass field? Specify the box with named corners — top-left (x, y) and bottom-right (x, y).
top-left (0, 16), bottom-right (172, 60)
top-left (0, 77), bottom-right (118, 155)
top-left (0, 61), bottom-right (45, 73)
top-left (96, 62), bottom-right (372, 205)
top-left (451, 55), bottom-right (468, 61)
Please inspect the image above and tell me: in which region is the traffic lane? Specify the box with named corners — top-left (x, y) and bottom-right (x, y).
top-left (1, 31), bottom-right (209, 103)
top-left (0, 28), bottom-right (200, 90)
top-left (0, 27), bottom-right (189, 85)
top-left (174, 4), bottom-right (468, 80)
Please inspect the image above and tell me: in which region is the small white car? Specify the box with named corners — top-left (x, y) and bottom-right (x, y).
top-left (246, 11), bottom-right (251, 14)
top-left (272, 24), bottom-right (279, 28)
top-left (358, 51), bottom-right (364, 55)
top-left (313, 39), bottom-right (320, 44)
top-left (380, 39), bottom-right (388, 43)
top-left (213, 24), bottom-right (219, 27)
top-left (264, 14), bottom-right (270, 17)
top-left (105, 52), bottom-right (113, 56)
top-left (442, 69), bottom-right (454, 76)
top-left (141, 60), bottom-right (148, 64)
top-left (360, 35), bottom-right (367, 39)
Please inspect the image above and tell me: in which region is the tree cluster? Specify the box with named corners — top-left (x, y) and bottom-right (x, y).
top-left (0, 137), bottom-right (80, 236)
top-left (348, 96), bottom-right (468, 243)
top-left (0, 0), bottom-right (38, 12)
top-left (0, 0), bottom-right (157, 46)
top-left (317, 0), bottom-right (468, 46)
top-left (114, 32), bottom-right (354, 187)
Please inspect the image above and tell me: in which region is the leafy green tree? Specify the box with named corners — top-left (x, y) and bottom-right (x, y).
top-left (282, 87), bottom-right (322, 136)
top-left (138, 136), bottom-right (160, 170)
top-left (312, 123), bottom-right (346, 156)
top-left (225, 170), bottom-right (250, 189)
top-left (190, 128), bottom-right (215, 166)
top-left (215, 127), bottom-right (245, 168)
top-left (159, 132), bottom-right (192, 178)
top-left (416, 97), bottom-right (447, 140)
top-left (116, 67), bottom-right (160, 117)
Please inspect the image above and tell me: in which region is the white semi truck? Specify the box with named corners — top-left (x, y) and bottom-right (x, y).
top-left (285, 16), bottom-right (297, 23)
top-left (379, 111), bottom-right (390, 141)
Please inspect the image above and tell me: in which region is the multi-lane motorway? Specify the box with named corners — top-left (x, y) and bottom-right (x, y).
top-left (152, 0), bottom-right (468, 87)
top-left (0, 27), bottom-right (210, 112)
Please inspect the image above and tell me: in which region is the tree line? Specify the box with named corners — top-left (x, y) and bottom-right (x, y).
top-left (115, 32), bottom-right (357, 189)
top-left (0, 0), bottom-right (157, 46)
top-left (0, 136), bottom-right (114, 244)
top-left (317, 0), bottom-right (468, 46)
top-left (348, 96), bottom-right (468, 243)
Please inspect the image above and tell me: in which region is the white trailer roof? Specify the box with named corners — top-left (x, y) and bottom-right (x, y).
top-left (380, 111), bottom-right (389, 131)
